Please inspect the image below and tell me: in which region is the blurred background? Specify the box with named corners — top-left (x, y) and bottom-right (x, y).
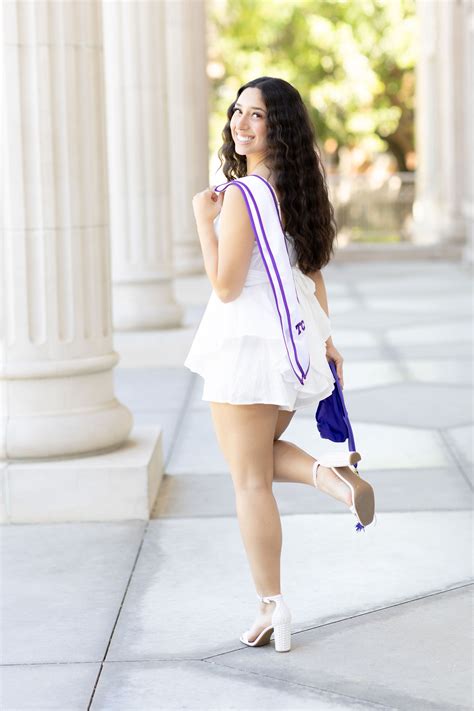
top-left (206, 0), bottom-right (472, 253)
top-left (209, 0), bottom-right (418, 246)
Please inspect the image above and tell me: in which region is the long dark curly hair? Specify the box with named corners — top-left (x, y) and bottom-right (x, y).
top-left (217, 76), bottom-right (338, 273)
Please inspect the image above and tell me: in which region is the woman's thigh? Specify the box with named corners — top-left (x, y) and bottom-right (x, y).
top-left (209, 402), bottom-right (280, 489)
top-left (274, 409), bottom-right (296, 441)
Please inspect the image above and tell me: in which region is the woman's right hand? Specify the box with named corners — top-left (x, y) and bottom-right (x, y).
top-left (325, 340), bottom-right (344, 389)
top-left (192, 187), bottom-right (224, 224)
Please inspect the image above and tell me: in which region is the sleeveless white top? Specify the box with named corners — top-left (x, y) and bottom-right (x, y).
top-left (183, 185), bottom-right (335, 412)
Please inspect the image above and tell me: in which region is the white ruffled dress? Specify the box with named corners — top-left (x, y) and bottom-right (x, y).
top-left (184, 212), bottom-right (335, 412)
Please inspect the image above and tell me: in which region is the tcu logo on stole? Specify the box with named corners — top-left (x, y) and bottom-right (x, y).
top-left (295, 320), bottom-right (305, 335)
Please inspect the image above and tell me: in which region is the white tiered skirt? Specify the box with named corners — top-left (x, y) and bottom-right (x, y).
top-left (184, 266), bottom-right (336, 412)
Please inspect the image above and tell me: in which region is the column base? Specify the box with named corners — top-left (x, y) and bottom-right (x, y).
top-left (0, 426), bottom-right (163, 523)
top-left (332, 241), bottom-right (464, 261)
top-left (113, 282), bottom-right (184, 330)
top-left (462, 227), bottom-right (474, 265)
top-left (1, 352), bottom-right (134, 459)
top-left (173, 243), bottom-right (205, 276)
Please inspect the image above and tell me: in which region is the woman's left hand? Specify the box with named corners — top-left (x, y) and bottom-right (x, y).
top-left (325, 342), bottom-right (344, 389)
top-left (192, 187), bottom-right (224, 224)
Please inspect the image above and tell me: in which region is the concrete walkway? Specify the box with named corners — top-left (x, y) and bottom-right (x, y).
top-left (1, 259), bottom-right (473, 710)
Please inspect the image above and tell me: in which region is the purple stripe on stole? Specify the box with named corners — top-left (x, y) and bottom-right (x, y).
top-left (237, 181), bottom-right (309, 380)
top-left (215, 180), bottom-right (304, 384)
top-left (251, 174), bottom-right (302, 305)
top-left (215, 178), bottom-right (309, 383)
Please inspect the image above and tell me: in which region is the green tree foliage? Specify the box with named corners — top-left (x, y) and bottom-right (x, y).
top-left (208, 0), bottom-right (416, 170)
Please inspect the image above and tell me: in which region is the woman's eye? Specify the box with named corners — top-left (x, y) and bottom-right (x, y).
top-left (233, 108), bottom-right (262, 118)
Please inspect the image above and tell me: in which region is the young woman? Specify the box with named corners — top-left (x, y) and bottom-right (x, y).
top-left (184, 77), bottom-right (375, 653)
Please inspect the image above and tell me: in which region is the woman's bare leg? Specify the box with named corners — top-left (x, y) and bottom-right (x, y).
top-left (209, 401), bottom-right (283, 642)
top-left (272, 410), bottom-right (353, 506)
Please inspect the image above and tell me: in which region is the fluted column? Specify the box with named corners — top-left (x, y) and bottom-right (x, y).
top-left (437, 0), bottom-right (466, 245)
top-left (102, 0), bottom-right (184, 330)
top-left (165, 0), bottom-right (208, 276)
top-left (414, 0), bottom-right (472, 253)
top-left (1, 0), bottom-right (133, 459)
top-left (462, 0), bottom-right (474, 264)
top-left (412, 0), bottom-right (442, 244)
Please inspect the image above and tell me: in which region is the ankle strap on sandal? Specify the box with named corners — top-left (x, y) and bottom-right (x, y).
top-left (257, 593), bottom-right (283, 603)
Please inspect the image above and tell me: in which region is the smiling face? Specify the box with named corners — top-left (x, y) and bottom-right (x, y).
top-left (230, 87), bottom-right (269, 166)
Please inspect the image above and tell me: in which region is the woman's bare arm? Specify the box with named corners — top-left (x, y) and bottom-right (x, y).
top-left (308, 268), bottom-right (345, 385)
top-left (195, 187), bottom-right (254, 303)
top-left (308, 270), bottom-right (333, 346)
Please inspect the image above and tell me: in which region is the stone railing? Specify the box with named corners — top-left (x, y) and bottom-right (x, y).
top-left (327, 172), bottom-right (416, 245)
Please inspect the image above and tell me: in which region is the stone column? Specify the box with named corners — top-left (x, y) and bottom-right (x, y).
top-left (165, 0), bottom-right (208, 276)
top-left (1, 0), bottom-right (133, 459)
top-left (412, 0), bottom-right (443, 244)
top-left (461, 0), bottom-right (474, 264)
top-left (102, 0), bottom-right (184, 330)
top-left (437, 0), bottom-right (466, 245)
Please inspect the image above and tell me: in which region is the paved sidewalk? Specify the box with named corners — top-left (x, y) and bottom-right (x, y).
top-left (1, 259), bottom-right (473, 710)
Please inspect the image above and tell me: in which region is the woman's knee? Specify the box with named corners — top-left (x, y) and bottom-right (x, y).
top-left (230, 466), bottom-right (274, 494)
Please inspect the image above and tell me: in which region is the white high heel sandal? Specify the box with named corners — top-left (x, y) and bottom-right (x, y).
top-left (239, 593), bottom-right (292, 652)
top-left (312, 450), bottom-right (377, 532)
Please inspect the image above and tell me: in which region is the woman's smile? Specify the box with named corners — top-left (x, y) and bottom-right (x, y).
top-left (235, 132), bottom-right (255, 144)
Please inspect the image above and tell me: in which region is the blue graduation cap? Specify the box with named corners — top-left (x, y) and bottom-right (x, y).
top-left (315, 359), bottom-right (358, 468)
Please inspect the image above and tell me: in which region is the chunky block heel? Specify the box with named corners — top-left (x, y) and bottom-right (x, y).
top-left (273, 620), bottom-right (292, 652)
top-left (240, 593), bottom-right (292, 652)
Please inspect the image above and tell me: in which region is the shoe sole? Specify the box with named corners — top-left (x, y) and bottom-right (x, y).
top-left (331, 465), bottom-right (375, 526)
top-left (240, 625), bottom-right (291, 652)
top-left (240, 627), bottom-right (274, 647)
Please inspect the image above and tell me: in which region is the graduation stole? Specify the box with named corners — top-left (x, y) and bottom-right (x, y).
top-left (213, 174), bottom-right (310, 386)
